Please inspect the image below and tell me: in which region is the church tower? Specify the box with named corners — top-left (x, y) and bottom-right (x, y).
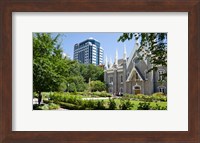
top-left (123, 44), bottom-right (127, 93)
top-left (114, 49), bottom-right (118, 67)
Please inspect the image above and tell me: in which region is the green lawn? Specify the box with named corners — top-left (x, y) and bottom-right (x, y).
top-left (99, 99), bottom-right (167, 110)
top-left (34, 92), bottom-right (167, 110)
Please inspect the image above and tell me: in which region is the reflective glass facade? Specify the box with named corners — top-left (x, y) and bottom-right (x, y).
top-left (73, 38), bottom-right (104, 65)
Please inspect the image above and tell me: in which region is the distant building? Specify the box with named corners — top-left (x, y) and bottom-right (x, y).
top-left (104, 40), bottom-right (167, 95)
top-left (73, 37), bottom-right (104, 65)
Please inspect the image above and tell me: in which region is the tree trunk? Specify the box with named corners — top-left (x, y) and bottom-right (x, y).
top-left (38, 91), bottom-right (42, 105)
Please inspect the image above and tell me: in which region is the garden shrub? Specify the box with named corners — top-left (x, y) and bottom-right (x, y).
top-left (91, 91), bottom-right (112, 97)
top-left (152, 92), bottom-right (167, 102)
top-left (82, 100), bottom-right (97, 109)
top-left (127, 93), bottom-right (167, 102)
top-left (108, 99), bottom-right (117, 110)
top-left (100, 91), bottom-right (112, 97)
top-left (40, 104), bottom-right (49, 110)
top-left (123, 94), bottom-right (134, 99)
top-left (137, 102), bottom-right (151, 110)
top-left (143, 96), bottom-right (153, 102)
top-left (152, 92), bottom-right (165, 96)
top-left (151, 103), bottom-right (167, 110)
top-left (33, 92), bottom-right (38, 98)
top-left (33, 104), bottom-right (42, 110)
top-left (49, 92), bottom-right (83, 105)
top-left (134, 94), bottom-right (146, 100)
top-left (76, 92), bottom-right (85, 96)
top-left (33, 103), bottom-right (60, 110)
top-left (43, 99), bottom-right (50, 104)
top-left (83, 91), bottom-right (92, 97)
top-left (42, 92), bottom-right (51, 99)
top-left (95, 100), bottom-right (106, 110)
top-left (48, 103), bottom-right (60, 110)
top-left (90, 80), bottom-right (106, 92)
top-left (119, 99), bottom-right (134, 110)
top-left (58, 102), bottom-right (82, 110)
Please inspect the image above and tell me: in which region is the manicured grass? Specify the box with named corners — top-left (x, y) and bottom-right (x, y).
top-left (34, 92), bottom-right (167, 110)
top-left (99, 99), bottom-right (167, 110)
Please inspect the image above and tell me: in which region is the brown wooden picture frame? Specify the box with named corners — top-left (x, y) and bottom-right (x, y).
top-left (0, 0), bottom-right (200, 143)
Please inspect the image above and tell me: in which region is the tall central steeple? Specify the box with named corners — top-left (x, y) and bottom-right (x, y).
top-left (108, 57), bottom-right (113, 68)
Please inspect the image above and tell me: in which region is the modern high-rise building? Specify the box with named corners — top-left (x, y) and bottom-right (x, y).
top-left (73, 37), bottom-right (104, 65)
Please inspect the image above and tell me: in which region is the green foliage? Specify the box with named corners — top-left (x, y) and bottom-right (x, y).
top-left (137, 102), bottom-right (151, 110)
top-left (58, 100), bottom-right (106, 110)
top-left (123, 93), bottom-right (167, 102)
top-left (66, 76), bottom-right (87, 92)
top-left (80, 64), bottom-right (104, 83)
top-left (68, 83), bottom-right (77, 92)
top-left (42, 92), bottom-right (51, 99)
top-left (33, 92), bottom-right (38, 98)
top-left (49, 92), bottom-right (83, 105)
top-left (108, 99), bottom-right (117, 110)
top-left (33, 103), bottom-right (60, 110)
top-left (118, 33), bottom-right (167, 80)
top-left (58, 82), bottom-right (67, 92)
top-left (48, 103), bottom-right (60, 110)
top-left (83, 100), bottom-right (97, 109)
top-left (133, 94), bottom-right (146, 100)
top-left (33, 33), bottom-right (66, 94)
top-left (40, 104), bottom-right (49, 110)
top-left (91, 91), bottom-right (112, 97)
top-left (33, 33), bottom-right (105, 99)
top-left (38, 92), bottom-right (167, 110)
top-left (152, 92), bottom-right (167, 102)
top-left (119, 98), bottom-right (134, 110)
top-left (151, 103), bottom-right (167, 110)
top-left (123, 94), bottom-right (135, 99)
top-left (90, 80), bottom-right (106, 92)
top-left (58, 102), bottom-right (82, 110)
top-left (95, 100), bottom-right (106, 110)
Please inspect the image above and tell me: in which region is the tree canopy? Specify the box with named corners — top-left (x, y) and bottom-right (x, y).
top-left (33, 33), bottom-right (65, 94)
top-left (33, 33), bottom-right (105, 95)
top-left (118, 33), bottom-right (167, 79)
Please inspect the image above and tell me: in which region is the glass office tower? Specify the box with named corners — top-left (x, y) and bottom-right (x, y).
top-left (73, 37), bottom-right (103, 65)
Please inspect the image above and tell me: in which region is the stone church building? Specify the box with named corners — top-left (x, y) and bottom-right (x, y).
top-left (104, 40), bottom-right (167, 95)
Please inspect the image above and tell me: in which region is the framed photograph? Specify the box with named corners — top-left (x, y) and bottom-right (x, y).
top-left (0, 0), bottom-right (200, 143)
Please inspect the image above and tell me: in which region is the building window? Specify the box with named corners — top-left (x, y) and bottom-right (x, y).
top-left (158, 86), bottom-right (166, 93)
top-left (158, 69), bottom-right (165, 81)
top-left (121, 75), bottom-right (123, 83)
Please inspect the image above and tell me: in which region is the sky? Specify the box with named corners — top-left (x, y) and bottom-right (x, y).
top-left (55, 32), bottom-right (136, 62)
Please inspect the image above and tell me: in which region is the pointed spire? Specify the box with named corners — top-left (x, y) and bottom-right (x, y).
top-left (115, 48), bottom-right (118, 65)
top-left (109, 57), bottom-right (113, 68)
top-left (123, 44), bottom-right (127, 60)
top-left (105, 55), bottom-right (108, 69)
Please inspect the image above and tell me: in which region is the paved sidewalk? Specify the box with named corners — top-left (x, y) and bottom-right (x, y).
top-left (82, 97), bottom-right (110, 100)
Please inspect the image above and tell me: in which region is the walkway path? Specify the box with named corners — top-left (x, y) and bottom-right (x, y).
top-left (82, 97), bottom-right (110, 100)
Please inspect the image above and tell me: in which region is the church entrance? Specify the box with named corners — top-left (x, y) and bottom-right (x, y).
top-left (133, 85), bottom-right (141, 95)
